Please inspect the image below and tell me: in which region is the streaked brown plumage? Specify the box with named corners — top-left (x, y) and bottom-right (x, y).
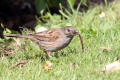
top-left (4, 26), bottom-right (84, 57)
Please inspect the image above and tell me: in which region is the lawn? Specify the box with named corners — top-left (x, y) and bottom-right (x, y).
top-left (0, 1), bottom-right (120, 80)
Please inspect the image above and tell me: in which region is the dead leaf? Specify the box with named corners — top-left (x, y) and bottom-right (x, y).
top-left (43, 61), bottom-right (53, 70)
top-left (99, 47), bottom-right (112, 50)
top-left (13, 38), bottom-right (22, 47)
top-left (117, 13), bottom-right (120, 19)
top-left (99, 11), bottom-right (105, 18)
top-left (69, 62), bottom-right (75, 67)
top-left (102, 60), bottom-right (120, 74)
top-left (0, 47), bottom-right (14, 56)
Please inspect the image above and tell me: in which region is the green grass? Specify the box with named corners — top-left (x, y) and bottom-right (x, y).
top-left (1, 1), bottom-right (120, 80)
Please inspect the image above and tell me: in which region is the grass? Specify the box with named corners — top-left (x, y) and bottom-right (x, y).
top-left (1, 1), bottom-right (120, 80)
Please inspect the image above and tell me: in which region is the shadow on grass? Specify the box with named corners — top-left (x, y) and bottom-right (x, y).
top-left (27, 46), bottom-right (78, 62)
top-left (0, 46), bottom-right (79, 63)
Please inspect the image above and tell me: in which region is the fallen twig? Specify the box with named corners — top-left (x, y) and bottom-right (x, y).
top-left (9, 59), bottom-right (32, 69)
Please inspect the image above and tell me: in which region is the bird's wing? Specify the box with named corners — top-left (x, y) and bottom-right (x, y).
top-left (31, 28), bottom-right (61, 42)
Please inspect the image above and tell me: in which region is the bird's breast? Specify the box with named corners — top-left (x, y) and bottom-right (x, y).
top-left (47, 36), bottom-right (73, 51)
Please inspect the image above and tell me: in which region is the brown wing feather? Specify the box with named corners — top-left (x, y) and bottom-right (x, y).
top-left (30, 28), bottom-right (61, 42)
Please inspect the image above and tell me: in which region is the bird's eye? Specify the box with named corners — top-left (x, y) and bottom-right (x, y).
top-left (67, 29), bottom-right (70, 32)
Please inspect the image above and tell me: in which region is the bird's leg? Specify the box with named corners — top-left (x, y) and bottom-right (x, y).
top-left (44, 51), bottom-right (52, 57)
top-left (47, 51), bottom-right (52, 57)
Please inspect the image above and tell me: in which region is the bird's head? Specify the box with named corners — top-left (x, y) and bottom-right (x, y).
top-left (62, 26), bottom-right (78, 37)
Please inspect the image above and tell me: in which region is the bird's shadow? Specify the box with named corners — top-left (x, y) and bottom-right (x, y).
top-left (57, 47), bottom-right (78, 57)
top-left (0, 46), bottom-right (78, 63)
top-left (35, 47), bottom-right (78, 62)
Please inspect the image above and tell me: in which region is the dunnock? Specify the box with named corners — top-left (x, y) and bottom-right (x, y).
top-left (4, 26), bottom-right (84, 57)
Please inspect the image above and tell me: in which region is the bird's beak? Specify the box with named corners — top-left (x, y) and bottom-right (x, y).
top-left (73, 31), bottom-right (79, 36)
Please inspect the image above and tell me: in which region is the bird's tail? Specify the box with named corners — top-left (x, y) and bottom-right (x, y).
top-left (3, 33), bottom-right (34, 39)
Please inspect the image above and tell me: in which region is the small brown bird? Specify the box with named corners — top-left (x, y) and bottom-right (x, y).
top-left (4, 26), bottom-right (84, 57)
